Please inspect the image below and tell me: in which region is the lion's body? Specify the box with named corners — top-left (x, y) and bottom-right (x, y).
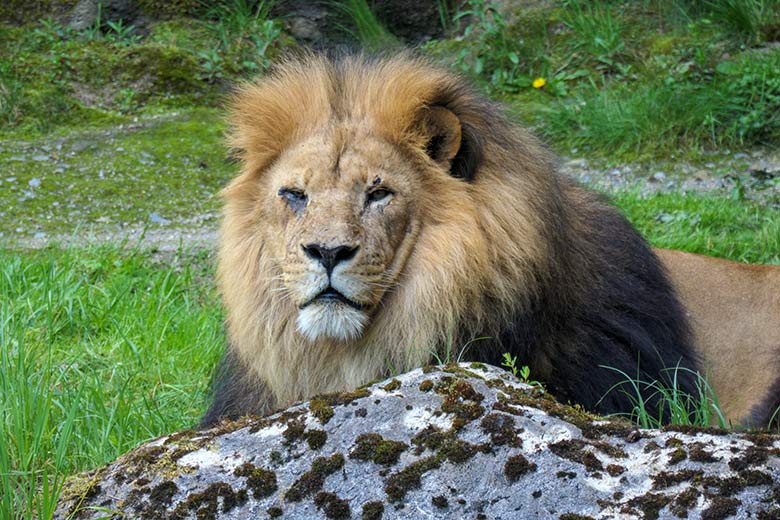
top-left (200, 53), bottom-right (779, 429)
top-left (655, 249), bottom-right (780, 425)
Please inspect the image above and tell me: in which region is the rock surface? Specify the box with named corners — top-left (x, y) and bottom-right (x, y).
top-left (55, 364), bottom-right (780, 519)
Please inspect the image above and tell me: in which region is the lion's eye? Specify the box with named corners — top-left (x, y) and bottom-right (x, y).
top-left (366, 188), bottom-right (392, 204)
top-left (279, 188), bottom-right (307, 211)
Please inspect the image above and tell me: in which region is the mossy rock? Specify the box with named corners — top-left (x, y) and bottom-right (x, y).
top-left (0, 0), bottom-right (79, 25)
top-left (136, 0), bottom-right (205, 18)
top-left (122, 44), bottom-right (202, 93)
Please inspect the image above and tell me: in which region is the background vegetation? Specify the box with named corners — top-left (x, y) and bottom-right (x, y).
top-left (1, 0), bottom-right (779, 517)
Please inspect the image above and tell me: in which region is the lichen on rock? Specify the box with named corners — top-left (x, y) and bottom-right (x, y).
top-left (54, 364), bottom-right (780, 519)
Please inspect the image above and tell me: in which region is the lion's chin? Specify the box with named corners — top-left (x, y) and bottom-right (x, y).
top-left (296, 303), bottom-right (368, 342)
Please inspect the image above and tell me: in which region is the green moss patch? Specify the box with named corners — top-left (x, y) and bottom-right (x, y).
top-left (350, 433), bottom-right (408, 466)
top-left (435, 376), bottom-right (486, 428)
top-left (285, 454), bottom-right (345, 502)
top-left (480, 413), bottom-right (522, 447)
top-left (547, 439), bottom-right (626, 473)
top-left (383, 456), bottom-right (441, 502)
top-left (361, 500), bottom-right (384, 520)
top-left (305, 429), bottom-right (328, 451)
top-left (233, 462), bottom-right (277, 499)
top-left (314, 491), bottom-right (351, 519)
top-left (504, 454), bottom-right (537, 482)
top-left (171, 482), bottom-right (248, 519)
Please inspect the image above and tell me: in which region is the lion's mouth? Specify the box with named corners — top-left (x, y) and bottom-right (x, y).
top-left (300, 287), bottom-right (365, 310)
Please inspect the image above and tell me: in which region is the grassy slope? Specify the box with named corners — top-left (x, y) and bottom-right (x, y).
top-left (429, 0), bottom-right (780, 160)
top-left (1, 109), bottom-right (230, 239)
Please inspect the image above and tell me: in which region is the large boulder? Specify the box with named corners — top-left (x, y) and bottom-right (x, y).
top-left (55, 364), bottom-right (780, 519)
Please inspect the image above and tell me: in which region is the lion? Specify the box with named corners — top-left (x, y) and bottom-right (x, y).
top-left (200, 53), bottom-right (780, 429)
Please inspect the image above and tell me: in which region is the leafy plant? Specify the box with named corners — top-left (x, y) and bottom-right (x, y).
top-left (197, 49), bottom-right (225, 82)
top-left (247, 19), bottom-right (282, 71)
top-left (104, 19), bottom-right (141, 46)
top-left (501, 353), bottom-right (540, 386)
top-left (436, 0), bottom-right (455, 32)
top-left (32, 17), bottom-right (75, 46)
top-left (204, 0), bottom-right (275, 47)
top-left (200, 0), bottom-right (282, 74)
top-left (0, 62), bottom-right (22, 125)
top-left (452, 0), bottom-right (532, 91)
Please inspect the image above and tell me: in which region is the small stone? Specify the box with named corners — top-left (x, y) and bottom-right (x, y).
top-left (28, 178), bottom-right (41, 188)
top-left (149, 213), bottom-right (171, 225)
top-left (287, 16), bottom-right (322, 41)
top-left (32, 155), bottom-right (50, 161)
top-left (71, 141), bottom-right (90, 153)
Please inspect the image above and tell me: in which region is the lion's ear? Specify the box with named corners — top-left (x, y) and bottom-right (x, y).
top-left (424, 106), bottom-right (462, 171)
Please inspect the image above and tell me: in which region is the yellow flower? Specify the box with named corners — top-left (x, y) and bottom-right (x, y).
top-left (532, 77), bottom-right (546, 89)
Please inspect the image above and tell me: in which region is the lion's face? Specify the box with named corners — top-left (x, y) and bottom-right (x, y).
top-left (261, 129), bottom-right (422, 342)
top-left (219, 55), bottom-right (551, 406)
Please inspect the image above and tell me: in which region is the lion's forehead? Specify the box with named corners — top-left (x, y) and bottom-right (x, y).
top-left (274, 129), bottom-right (407, 190)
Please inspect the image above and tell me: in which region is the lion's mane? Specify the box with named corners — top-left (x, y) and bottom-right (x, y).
top-left (201, 53), bottom-right (700, 426)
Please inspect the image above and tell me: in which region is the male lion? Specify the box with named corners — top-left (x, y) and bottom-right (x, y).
top-left (201, 53), bottom-right (780, 428)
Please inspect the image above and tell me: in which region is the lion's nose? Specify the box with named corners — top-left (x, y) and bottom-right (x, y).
top-left (302, 243), bottom-right (359, 275)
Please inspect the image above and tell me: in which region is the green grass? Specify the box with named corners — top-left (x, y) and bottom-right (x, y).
top-left (332, 0), bottom-right (400, 50)
top-left (0, 243), bottom-right (223, 519)
top-left (612, 189), bottom-right (779, 428)
top-left (697, 0), bottom-right (780, 44)
top-left (601, 365), bottom-right (726, 429)
top-left (536, 50), bottom-right (780, 157)
top-left (615, 190), bottom-right (780, 264)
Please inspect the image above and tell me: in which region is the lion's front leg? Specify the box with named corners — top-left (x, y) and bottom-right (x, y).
top-left (199, 349), bottom-right (277, 428)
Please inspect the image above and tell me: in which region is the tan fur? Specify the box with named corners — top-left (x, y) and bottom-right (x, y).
top-left (655, 249), bottom-right (780, 424)
top-left (218, 52), bottom-right (779, 426)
